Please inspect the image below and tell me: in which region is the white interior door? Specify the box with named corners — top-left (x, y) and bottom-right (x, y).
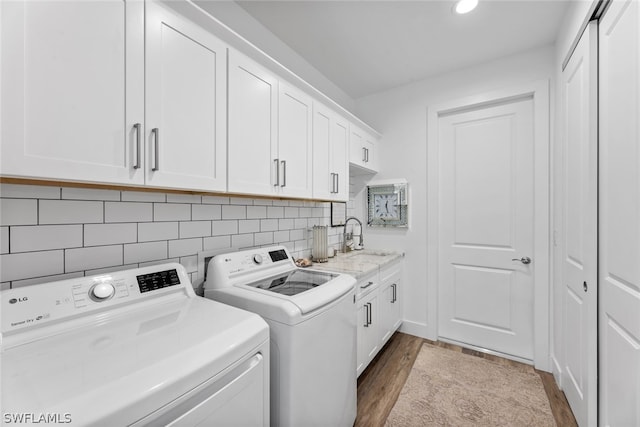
top-left (438, 97), bottom-right (535, 361)
top-left (599, 1), bottom-right (640, 425)
top-left (561, 21), bottom-right (598, 427)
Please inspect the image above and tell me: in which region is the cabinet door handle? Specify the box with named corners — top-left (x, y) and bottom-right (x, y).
top-left (367, 302), bottom-right (372, 325)
top-left (364, 303), bottom-right (369, 327)
top-left (362, 147), bottom-right (367, 162)
top-left (151, 128), bottom-right (160, 171)
top-left (335, 173), bottom-right (339, 194)
top-left (133, 123), bottom-right (141, 170)
top-left (274, 159), bottom-right (280, 187)
top-left (281, 160), bottom-right (286, 187)
top-left (360, 281), bottom-right (374, 289)
top-left (365, 148), bottom-right (369, 163)
top-left (392, 283), bottom-right (397, 303)
top-left (330, 173), bottom-right (336, 193)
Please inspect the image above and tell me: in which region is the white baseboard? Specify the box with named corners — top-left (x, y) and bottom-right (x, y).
top-left (551, 355), bottom-right (563, 389)
top-left (399, 320), bottom-right (435, 340)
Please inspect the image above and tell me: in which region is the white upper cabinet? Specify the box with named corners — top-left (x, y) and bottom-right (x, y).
top-left (228, 50), bottom-right (313, 199)
top-left (349, 125), bottom-right (378, 173)
top-left (277, 83), bottom-right (313, 198)
top-left (1, 0), bottom-right (145, 184)
top-left (145, 1), bottom-right (227, 192)
top-left (313, 103), bottom-right (349, 201)
top-left (228, 50), bottom-right (278, 196)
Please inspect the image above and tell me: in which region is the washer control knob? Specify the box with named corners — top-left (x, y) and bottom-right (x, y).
top-left (91, 283), bottom-right (115, 301)
top-left (253, 254), bottom-right (263, 264)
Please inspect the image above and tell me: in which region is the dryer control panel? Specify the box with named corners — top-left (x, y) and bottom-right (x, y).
top-left (1, 263), bottom-right (192, 337)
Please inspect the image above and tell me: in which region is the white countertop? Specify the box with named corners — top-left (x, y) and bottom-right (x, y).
top-left (308, 249), bottom-right (403, 279)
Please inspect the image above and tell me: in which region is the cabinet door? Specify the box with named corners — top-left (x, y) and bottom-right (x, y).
top-left (228, 50), bottom-right (278, 196)
top-left (349, 126), bottom-right (367, 168)
top-left (1, 0), bottom-right (144, 184)
top-left (145, 1), bottom-right (227, 192)
top-left (364, 133), bottom-right (378, 172)
top-left (332, 116), bottom-right (350, 201)
top-left (356, 293), bottom-right (379, 377)
top-left (278, 83), bottom-right (313, 198)
top-left (312, 104), bottom-right (333, 199)
top-left (380, 271), bottom-right (402, 345)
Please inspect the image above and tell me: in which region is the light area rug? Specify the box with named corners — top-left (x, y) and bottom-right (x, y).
top-left (385, 343), bottom-right (556, 426)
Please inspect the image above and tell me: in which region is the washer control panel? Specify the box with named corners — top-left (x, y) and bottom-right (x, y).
top-left (1, 263), bottom-right (191, 336)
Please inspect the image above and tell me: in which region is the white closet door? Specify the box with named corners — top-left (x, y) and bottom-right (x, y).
top-left (599, 1), bottom-right (640, 426)
top-left (561, 21), bottom-right (598, 427)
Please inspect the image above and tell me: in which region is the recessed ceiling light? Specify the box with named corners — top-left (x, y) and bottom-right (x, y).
top-left (454, 0), bottom-right (478, 14)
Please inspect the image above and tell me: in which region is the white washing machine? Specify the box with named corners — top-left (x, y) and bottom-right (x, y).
top-left (1, 263), bottom-right (269, 426)
top-left (203, 246), bottom-right (357, 427)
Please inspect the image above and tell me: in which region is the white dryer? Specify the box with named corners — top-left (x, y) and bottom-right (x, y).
top-left (1, 263), bottom-right (269, 426)
top-left (204, 246), bottom-right (357, 427)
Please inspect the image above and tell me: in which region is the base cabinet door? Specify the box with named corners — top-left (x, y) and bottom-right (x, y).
top-left (1, 0), bottom-right (144, 184)
top-left (357, 291), bottom-right (379, 377)
top-left (380, 270), bottom-right (402, 346)
top-left (145, 1), bottom-right (227, 192)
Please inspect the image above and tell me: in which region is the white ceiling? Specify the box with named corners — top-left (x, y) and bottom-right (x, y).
top-left (234, 0), bottom-right (569, 99)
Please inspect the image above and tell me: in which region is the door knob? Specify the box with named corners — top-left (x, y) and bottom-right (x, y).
top-left (512, 256), bottom-right (532, 264)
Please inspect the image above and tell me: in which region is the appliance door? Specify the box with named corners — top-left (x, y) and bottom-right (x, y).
top-left (132, 351), bottom-right (268, 426)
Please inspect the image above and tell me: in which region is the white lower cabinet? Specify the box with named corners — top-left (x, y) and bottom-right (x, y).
top-left (356, 260), bottom-right (402, 377)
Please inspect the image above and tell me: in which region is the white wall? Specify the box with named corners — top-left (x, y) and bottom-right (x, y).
top-left (353, 45), bottom-right (556, 339)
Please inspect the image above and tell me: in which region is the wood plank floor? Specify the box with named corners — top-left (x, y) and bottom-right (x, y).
top-left (355, 332), bottom-right (577, 427)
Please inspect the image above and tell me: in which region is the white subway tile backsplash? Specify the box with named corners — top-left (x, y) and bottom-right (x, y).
top-left (1, 227), bottom-right (8, 254)
top-left (254, 232), bottom-right (274, 246)
top-left (203, 235), bottom-right (231, 251)
top-left (247, 206), bottom-right (267, 219)
top-left (238, 220), bottom-right (260, 234)
top-left (192, 204), bottom-right (222, 220)
top-left (167, 193), bottom-right (202, 204)
top-left (168, 238), bottom-right (202, 258)
top-left (11, 225), bottom-right (83, 252)
top-left (154, 203), bottom-right (190, 221)
top-left (267, 206), bottom-right (284, 218)
top-left (121, 191), bottom-right (166, 203)
top-left (290, 229), bottom-right (304, 241)
top-left (124, 241), bottom-right (168, 264)
top-left (230, 197), bottom-right (252, 205)
top-left (0, 184), bottom-right (60, 199)
top-left (202, 195), bottom-right (229, 205)
top-left (40, 200), bottom-right (103, 224)
top-left (138, 222), bottom-right (178, 242)
top-left (62, 187), bottom-right (120, 201)
top-left (284, 207), bottom-right (299, 218)
top-left (180, 221), bottom-right (211, 238)
top-left (232, 233), bottom-right (254, 249)
top-left (221, 205), bottom-right (246, 220)
top-left (0, 185), bottom-right (336, 286)
top-left (260, 219), bottom-right (279, 232)
top-left (1, 199), bottom-right (38, 225)
top-left (273, 230), bottom-right (290, 243)
top-left (1, 250), bottom-right (64, 282)
top-left (279, 219), bottom-right (294, 230)
top-left (65, 245), bottom-right (123, 272)
top-left (139, 258), bottom-right (178, 268)
top-left (85, 223), bottom-right (137, 247)
top-left (104, 202), bottom-right (151, 223)
top-left (212, 220), bottom-right (238, 236)
top-left (11, 271), bottom-right (84, 288)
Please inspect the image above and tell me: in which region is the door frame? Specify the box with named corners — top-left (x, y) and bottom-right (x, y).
top-left (426, 80), bottom-right (551, 371)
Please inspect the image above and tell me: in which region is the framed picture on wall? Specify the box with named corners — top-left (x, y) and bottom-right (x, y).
top-left (331, 202), bottom-right (347, 227)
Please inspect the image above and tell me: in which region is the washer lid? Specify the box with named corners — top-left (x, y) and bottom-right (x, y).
top-left (1, 296), bottom-right (268, 426)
